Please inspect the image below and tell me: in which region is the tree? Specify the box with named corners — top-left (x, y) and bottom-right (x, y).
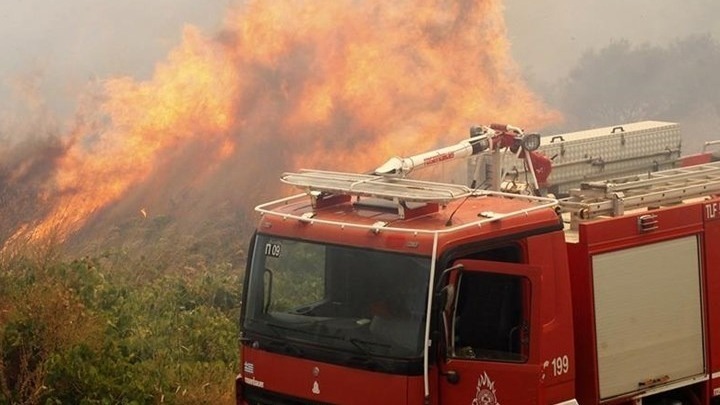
top-left (556, 35), bottom-right (720, 130)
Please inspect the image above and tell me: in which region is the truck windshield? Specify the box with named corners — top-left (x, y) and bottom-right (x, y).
top-left (243, 234), bottom-right (431, 360)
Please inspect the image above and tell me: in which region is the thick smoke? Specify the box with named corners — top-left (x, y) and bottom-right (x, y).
top-left (548, 36), bottom-right (720, 152)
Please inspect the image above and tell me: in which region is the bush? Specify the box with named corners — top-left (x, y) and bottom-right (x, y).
top-left (0, 251), bottom-right (242, 404)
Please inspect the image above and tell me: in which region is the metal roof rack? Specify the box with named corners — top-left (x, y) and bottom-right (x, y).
top-left (282, 170), bottom-right (472, 203)
top-left (281, 170), bottom-right (473, 219)
top-left (560, 161), bottom-right (720, 222)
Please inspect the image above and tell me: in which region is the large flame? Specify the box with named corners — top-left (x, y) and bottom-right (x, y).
top-left (9, 27), bottom-right (239, 243)
top-left (6, 0), bottom-right (560, 246)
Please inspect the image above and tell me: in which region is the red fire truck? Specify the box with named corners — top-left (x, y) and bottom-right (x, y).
top-left (236, 122), bottom-right (720, 404)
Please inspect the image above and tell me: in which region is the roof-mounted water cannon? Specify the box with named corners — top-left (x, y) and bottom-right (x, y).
top-left (374, 125), bottom-right (494, 177)
top-left (482, 123), bottom-right (549, 193)
top-left (374, 123), bottom-right (550, 194)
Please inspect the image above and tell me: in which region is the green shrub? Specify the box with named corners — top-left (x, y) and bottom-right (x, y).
top-left (0, 251), bottom-right (242, 404)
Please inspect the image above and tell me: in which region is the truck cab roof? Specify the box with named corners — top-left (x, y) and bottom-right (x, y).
top-left (256, 172), bottom-right (561, 255)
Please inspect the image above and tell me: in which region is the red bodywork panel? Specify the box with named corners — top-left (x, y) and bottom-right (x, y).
top-left (703, 199), bottom-right (720, 398)
top-left (239, 348), bottom-right (424, 404)
top-left (436, 251), bottom-right (575, 405)
top-left (257, 193), bottom-right (561, 257)
top-left (680, 152), bottom-right (715, 167)
top-left (567, 198), bottom-right (720, 404)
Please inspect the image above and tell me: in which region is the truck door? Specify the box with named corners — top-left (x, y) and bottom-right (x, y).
top-left (438, 259), bottom-right (542, 404)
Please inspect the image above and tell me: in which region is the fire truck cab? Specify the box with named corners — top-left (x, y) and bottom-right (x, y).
top-left (238, 171), bottom-right (573, 404)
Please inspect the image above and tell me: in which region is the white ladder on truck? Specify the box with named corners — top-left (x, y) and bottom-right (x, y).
top-left (559, 161), bottom-right (720, 222)
top-left (282, 169), bottom-right (472, 203)
top-left (277, 169), bottom-right (559, 223)
top-left (281, 169), bottom-right (473, 219)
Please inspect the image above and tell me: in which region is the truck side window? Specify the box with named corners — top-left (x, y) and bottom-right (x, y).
top-left (451, 272), bottom-right (528, 362)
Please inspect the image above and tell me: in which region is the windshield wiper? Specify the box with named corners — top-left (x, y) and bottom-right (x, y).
top-left (258, 318), bottom-right (400, 361)
top-left (253, 319), bottom-right (402, 371)
top-left (345, 338), bottom-right (396, 371)
top-left (248, 321), bottom-right (306, 356)
top-left (347, 337), bottom-right (392, 354)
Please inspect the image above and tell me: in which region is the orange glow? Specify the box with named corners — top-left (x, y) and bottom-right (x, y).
top-left (222, 0), bottom-right (561, 170)
top-left (9, 0), bottom-right (560, 246)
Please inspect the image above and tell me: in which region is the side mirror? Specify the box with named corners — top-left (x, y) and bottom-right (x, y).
top-left (434, 263), bottom-right (463, 357)
top-left (439, 285), bottom-right (455, 313)
top-left (435, 263), bottom-right (463, 294)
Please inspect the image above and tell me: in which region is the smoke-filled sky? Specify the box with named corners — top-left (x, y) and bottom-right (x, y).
top-left (1, 0), bottom-right (718, 118)
top-left (505, 0), bottom-right (720, 82)
top-left (0, 0), bottom-right (229, 119)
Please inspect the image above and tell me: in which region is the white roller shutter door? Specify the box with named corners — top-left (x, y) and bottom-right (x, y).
top-left (592, 235), bottom-right (704, 400)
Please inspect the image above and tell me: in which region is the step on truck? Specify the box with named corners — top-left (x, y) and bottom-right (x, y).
top-left (236, 122), bottom-right (720, 404)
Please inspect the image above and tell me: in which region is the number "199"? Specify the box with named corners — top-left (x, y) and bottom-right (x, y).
top-left (551, 355), bottom-right (569, 376)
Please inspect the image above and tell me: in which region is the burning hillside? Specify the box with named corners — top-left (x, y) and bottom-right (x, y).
top-left (0, 0), bottom-right (559, 257)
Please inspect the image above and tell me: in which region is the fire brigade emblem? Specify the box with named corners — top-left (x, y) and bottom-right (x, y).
top-left (472, 371), bottom-right (499, 405)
